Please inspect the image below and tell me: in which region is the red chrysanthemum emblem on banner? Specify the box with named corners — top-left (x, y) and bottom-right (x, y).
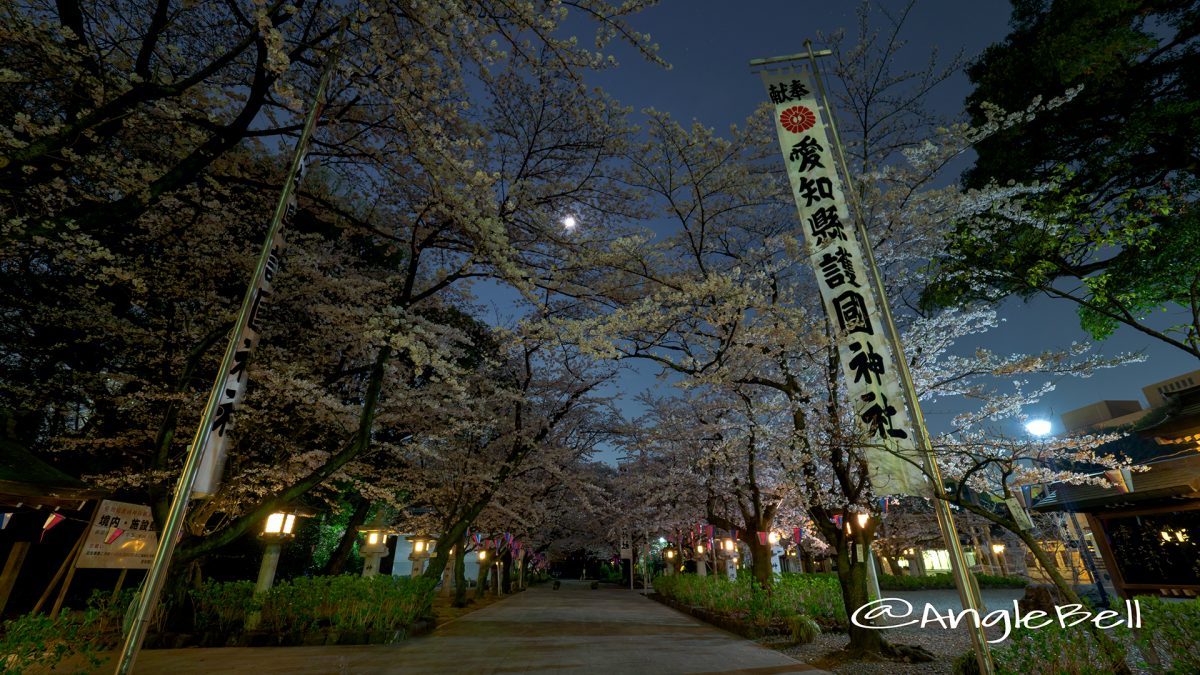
top-left (780, 106), bottom-right (816, 134)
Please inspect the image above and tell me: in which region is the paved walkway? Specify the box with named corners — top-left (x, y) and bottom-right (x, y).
top-left (125, 581), bottom-right (827, 674)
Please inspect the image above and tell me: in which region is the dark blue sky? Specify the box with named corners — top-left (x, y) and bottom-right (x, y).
top-left (494, 1), bottom-right (1198, 449)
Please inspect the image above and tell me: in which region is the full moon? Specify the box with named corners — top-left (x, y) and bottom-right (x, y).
top-left (1025, 419), bottom-right (1052, 436)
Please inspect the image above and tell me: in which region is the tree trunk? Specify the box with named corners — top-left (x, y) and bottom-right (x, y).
top-left (453, 547), bottom-right (468, 607)
top-left (882, 554), bottom-right (903, 576)
top-left (835, 537), bottom-right (886, 655)
top-left (501, 550), bottom-right (513, 594)
top-left (322, 498), bottom-right (371, 575)
top-left (475, 564), bottom-right (490, 600)
top-left (748, 539), bottom-right (774, 589)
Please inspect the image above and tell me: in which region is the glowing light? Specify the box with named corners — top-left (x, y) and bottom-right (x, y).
top-left (768, 531), bottom-right (780, 545)
top-left (562, 215), bottom-right (578, 231)
top-left (263, 512), bottom-right (296, 535)
top-left (1025, 419), bottom-right (1052, 436)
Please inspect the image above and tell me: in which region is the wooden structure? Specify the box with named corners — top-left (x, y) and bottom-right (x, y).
top-left (0, 437), bottom-right (105, 614)
top-left (1033, 387), bottom-right (1200, 598)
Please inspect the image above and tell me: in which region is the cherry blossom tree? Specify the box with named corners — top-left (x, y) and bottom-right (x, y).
top-left (1, 0), bottom-right (664, 581)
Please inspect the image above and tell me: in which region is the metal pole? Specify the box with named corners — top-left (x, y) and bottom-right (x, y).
top-left (113, 24), bottom-right (346, 675)
top-left (802, 41), bottom-right (995, 675)
top-left (1067, 512), bottom-right (1109, 606)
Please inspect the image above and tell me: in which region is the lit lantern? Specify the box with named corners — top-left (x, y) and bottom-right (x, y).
top-left (991, 543), bottom-right (1008, 575)
top-left (263, 511), bottom-right (297, 537)
top-left (406, 534), bottom-right (436, 577)
top-left (254, 508), bottom-right (308, 604)
top-left (358, 516), bottom-right (393, 577)
top-left (768, 531), bottom-right (780, 545)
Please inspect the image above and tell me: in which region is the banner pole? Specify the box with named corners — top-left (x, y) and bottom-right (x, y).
top-left (113, 21), bottom-right (347, 675)
top-left (800, 40), bottom-right (995, 675)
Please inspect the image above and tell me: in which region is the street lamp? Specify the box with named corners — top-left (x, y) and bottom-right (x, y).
top-left (407, 535), bottom-right (435, 577)
top-left (663, 546), bottom-right (677, 576)
top-left (768, 531), bottom-right (780, 545)
top-left (562, 215), bottom-right (578, 231)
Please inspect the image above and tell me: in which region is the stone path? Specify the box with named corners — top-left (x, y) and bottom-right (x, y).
top-left (123, 580), bottom-right (829, 674)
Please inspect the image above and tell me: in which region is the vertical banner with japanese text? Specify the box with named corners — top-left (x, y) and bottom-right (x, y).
top-left (191, 147), bottom-right (312, 496)
top-left (762, 66), bottom-right (925, 496)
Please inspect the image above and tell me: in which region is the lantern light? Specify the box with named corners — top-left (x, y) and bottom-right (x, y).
top-left (768, 531), bottom-right (780, 545)
top-left (263, 512), bottom-right (296, 536)
top-left (856, 513), bottom-right (869, 529)
top-left (991, 543), bottom-right (1006, 555)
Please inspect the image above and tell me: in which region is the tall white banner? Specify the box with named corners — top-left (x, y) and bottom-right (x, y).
top-left (191, 154), bottom-right (310, 497)
top-left (762, 66), bottom-right (925, 496)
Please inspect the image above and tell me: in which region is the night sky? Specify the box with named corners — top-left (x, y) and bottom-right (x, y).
top-left (488, 1), bottom-right (1199, 454)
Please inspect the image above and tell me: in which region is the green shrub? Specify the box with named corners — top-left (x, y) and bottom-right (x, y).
top-left (653, 573), bottom-right (844, 632)
top-left (787, 614), bottom-right (821, 644)
top-left (877, 572), bottom-right (1028, 591)
top-left (777, 573), bottom-right (847, 627)
top-left (191, 579), bottom-right (256, 635)
top-left (0, 611), bottom-right (101, 675)
top-left (261, 575), bottom-right (436, 636)
top-left (975, 573), bottom-right (1030, 589)
top-left (993, 621), bottom-right (1127, 675)
top-left (956, 596), bottom-right (1199, 674)
top-left (191, 575), bottom-right (436, 640)
top-left (1130, 596), bottom-right (1200, 674)
top-left (0, 590), bottom-right (135, 675)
